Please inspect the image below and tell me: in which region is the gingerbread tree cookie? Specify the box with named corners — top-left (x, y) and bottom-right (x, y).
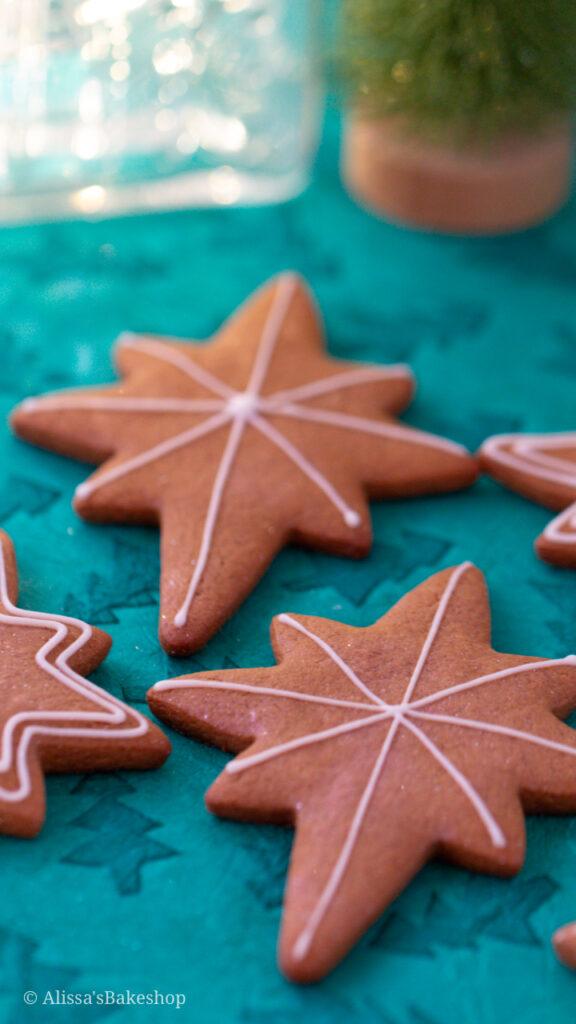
top-left (480, 432), bottom-right (576, 567)
top-left (148, 563), bottom-right (576, 982)
top-left (11, 274), bottom-right (477, 655)
top-left (0, 531), bottom-right (169, 837)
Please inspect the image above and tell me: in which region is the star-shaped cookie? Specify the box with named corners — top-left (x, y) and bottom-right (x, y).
top-left (11, 274), bottom-right (477, 655)
top-left (480, 432), bottom-right (576, 567)
top-left (0, 531), bottom-right (170, 837)
top-left (148, 563), bottom-right (576, 982)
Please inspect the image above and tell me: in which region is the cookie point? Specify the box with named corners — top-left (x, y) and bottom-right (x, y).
top-left (292, 931), bottom-right (310, 962)
top-left (344, 509), bottom-right (362, 528)
top-left (173, 608), bottom-right (187, 628)
top-left (553, 922), bottom-right (576, 970)
top-left (74, 482), bottom-right (91, 501)
top-left (494, 828), bottom-right (507, 849)
top-left (394, 362), bottom-right (416, 383)
top-left (116, 330), bottom-right (138, 347)
top-left (149, 679), bottom-right (174, 693)
top-left (18, 397), bottom-right (40, 413)
top-left (554, 922), bottom-right (576, 944)
top-left (278, 270), bottom-right (301, 288)
top-left (450, 438), bottom-right (471, 456)
top-left (479, 433), bottom-right (514, 457)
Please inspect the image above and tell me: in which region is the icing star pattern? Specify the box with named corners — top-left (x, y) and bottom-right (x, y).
top-left (12, 274), bottom-right (477, 654)
top-left (0, 531), bottom-right (169, 837)
top-left (149, 562), bottom-right (576, 982)
top-left (481, 432), bottom-right (576, 567)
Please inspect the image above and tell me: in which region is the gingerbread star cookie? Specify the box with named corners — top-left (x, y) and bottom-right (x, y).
top-left (148, 563), bottom-right (576, 983)
top-left (11, 274), bottom-right (477, 655)
top-left (0, 531), bottom-right (170, 837)
top-left (480, 432), bottom-right (576, 567)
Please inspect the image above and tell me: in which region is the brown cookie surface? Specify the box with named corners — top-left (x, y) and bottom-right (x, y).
top-left (480, 432), bottom-right (576, 567)
top-left (553, 922), bottom-right (576, 971)
top-left (0, 530), bottom-right (170, 837)
top-left (11, 274), bottom-right (477, 655)
top-left (148, 563), bottom-right (576, 983)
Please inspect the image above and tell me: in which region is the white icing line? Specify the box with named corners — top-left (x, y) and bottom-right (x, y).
top-left (291, 562), bottom-right (473, 958)
top-left (226, 711), bottom-right (391, 775)
top-left (518, 448), bottom-right (576, 477)
top-left (75, 410), bottom-right (230, 501)
top-left (410, 656), bottom-right (576, 710)
top-left (482, 433), bottom-right (576, 489)
top-left (265, 365), bottom-right (413, 406)
top-left (408, 708), bottom-right (576, 759)
top-left (173, 415), bottom-right (250, 627)
top-left (246, 274), bottom-right (297, 396)
top-left (399, 562), bottom-right (474, 707)
top-left (20, 396), bottom-right (225, 415)
top-left (277, 615), bottom-right (386, 707)
top-left (262, 402), bottom-right (469, 457)
top-left (151, 678), bottom-right (377, 712)
top-left (293, 716), bottom-right (400, 961)
top-left (173, 278), bottom-right (297, 628)
top-left (543, 502), bottom-right (576, 545)
top-left (401, 716), bottom-right (506, 847)
top-left (251, 414), bottom-right (362, 528)
top-left (0, 544), bottom-right (149, 803)
top-left (117, 334), bottom-right (236, 400)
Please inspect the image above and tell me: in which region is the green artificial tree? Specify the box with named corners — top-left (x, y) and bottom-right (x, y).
top-left (338, 0), bottom-right (576, 233)
top-left (339, 0), bottom-right (576, 144)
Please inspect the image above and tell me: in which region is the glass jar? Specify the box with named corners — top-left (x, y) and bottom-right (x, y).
top-left (0, 0), bottom-right (322, 222)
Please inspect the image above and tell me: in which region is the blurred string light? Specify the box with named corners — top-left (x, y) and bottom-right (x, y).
top-left (75, 0), bottom-right (147, 26)
top-left (71, 183), bottom-right (107, 210)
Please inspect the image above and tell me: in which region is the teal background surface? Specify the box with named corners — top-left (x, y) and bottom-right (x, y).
top-left (1, 112), bottom-right (576, 1023)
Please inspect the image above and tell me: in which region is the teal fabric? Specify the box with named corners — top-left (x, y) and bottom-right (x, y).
top-left (1, 111), bottom-right (576, 1024)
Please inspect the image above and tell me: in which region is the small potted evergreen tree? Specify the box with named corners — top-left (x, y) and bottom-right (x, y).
top-left (339, 0), bottom-right (576, 233)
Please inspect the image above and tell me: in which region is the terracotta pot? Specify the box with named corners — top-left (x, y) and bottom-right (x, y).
top-left (341, 115), bottom-right (574, 234)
